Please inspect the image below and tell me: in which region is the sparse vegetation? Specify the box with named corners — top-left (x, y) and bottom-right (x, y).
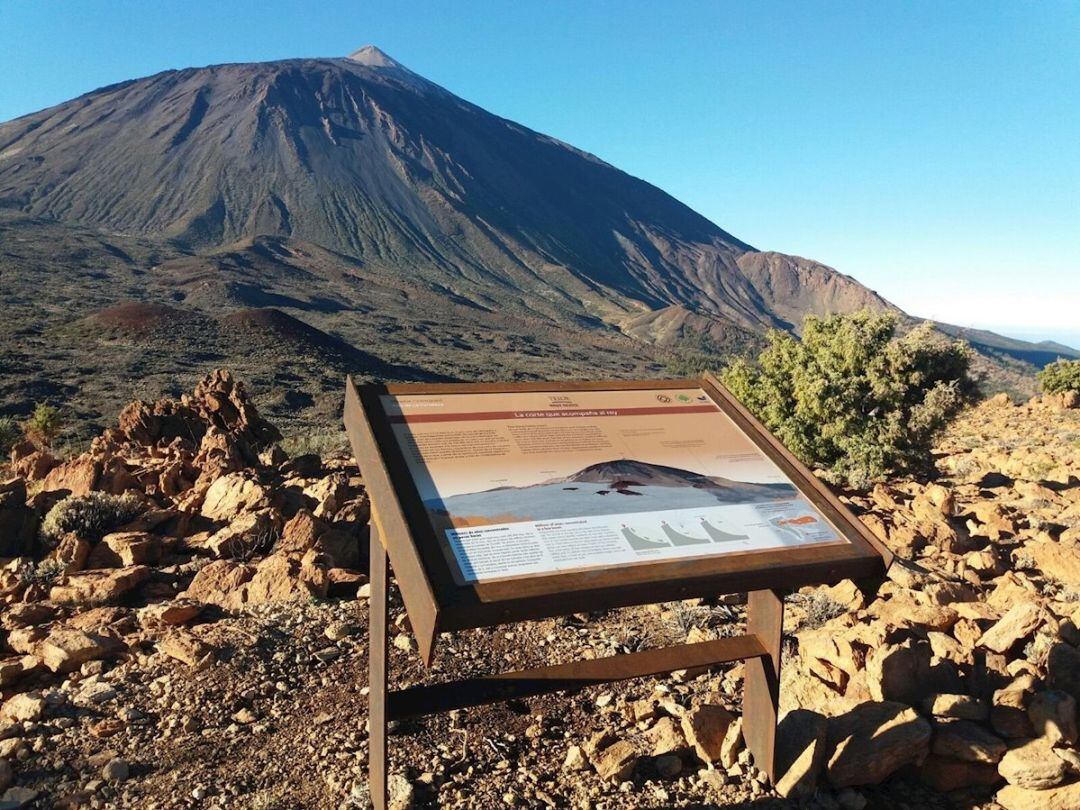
top-left (793, 592), bottom-right (849, 631)
top-left (40, 491), bottom-right (145, 543)
top-left (721, 311), bottom-right (977, 488)
top-left (1038, 358), bottom-right (1080, 394)
top-left (0, 415), bottom-right (19, 454)
top-left (26, 401), bottom-right (64, 447)
top-left (18, 558), bottom-right (66, 587)
top-left (280, 431), bottom-right (348, 459)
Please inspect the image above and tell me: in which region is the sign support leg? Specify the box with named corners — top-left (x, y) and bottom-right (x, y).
top-left (744, 588), bottom-right (784, 782)
top-left (368, 520), bottom-right (389, 810)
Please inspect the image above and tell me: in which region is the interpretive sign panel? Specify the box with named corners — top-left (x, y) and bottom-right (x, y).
top-left (380, 387), bottom-right (847, 584)
top-left (343, 375), bottom-right (893, 810)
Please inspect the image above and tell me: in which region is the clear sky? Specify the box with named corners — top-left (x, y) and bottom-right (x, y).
top-left (2, 1), bottom-right (1077, 347)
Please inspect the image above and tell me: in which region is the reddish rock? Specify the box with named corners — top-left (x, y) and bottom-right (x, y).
top-left (138, 600), bottom-right (202, 628)
top-left (680, 704), bottom-right (736, 764)
top-left (200, 472), bottom-right (273, 521)
top-left (47, 533), bottom-right (91, 573)
top-left (591, 740), bottom-right (638, 782)
top-left (86, 532), bottom-right (161, 567)
top-left (181, 560), bottom-right (255, 609)
top-left (243, 551), bottom-right (329, 604)
top-left (0, 478), bottom-right (38, 557)
top-left (36, 628), bottom-right (124, 673)
top-left (41, 456), bottom-right (101, 496)
top-left (932, 720), bottom-right (1007, 764)
top-left (158, 629), bottom-right (214, 668)
top-left (826, 701), bottom-right (932, 788)
top-left (866, 639), bottom-right (932, 704)
top-left (918, 755), bottom-right (1001, 792)
top-left (49, 566), bottom-right (150, 606)
top-left (10, 442), bottom-right (58, 481)
top-left (998, 737), bottom-right (1068, 789)
top-left (979, 603), bottom-right (1044, 653)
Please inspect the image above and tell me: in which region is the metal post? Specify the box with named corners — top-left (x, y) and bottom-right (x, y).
top-left (743, 588), bottom-right (784, 782)
top-left (368, 519), bottom-right (389, 809)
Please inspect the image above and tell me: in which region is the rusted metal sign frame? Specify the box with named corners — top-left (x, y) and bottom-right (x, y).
top-left (344, 375), bottom-right (892, 809)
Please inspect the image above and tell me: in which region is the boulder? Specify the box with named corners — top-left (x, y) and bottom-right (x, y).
top-left (680, 704), bottom-right (736, 764)
top-left (0, 692), bottom-right (46, 724)
top-left (243, 551), bottom-right (329, 605)
top-left (0, 479), bottom-right (38, 557)
top-left (1027, 541), bottom-right (1080, 589)
top-left (181, 560), bottom-right (255, 609)
top-left (0, 603), bottom-right (56, 631)
top-left (10, 442), bottom-right (58, 481)
top-left (1048, 643), bottom-right (1080, 704)
top-left (932, 720), bottom-right (1007, 764)
top-left (591, 740), bottom-right (638, 782)
top-left (41, 456), bottom-right (100, 496)
top-left (192, 509), bottom-right (281, 559)
top-left (137, 600), bottom-right (203, 628)
top-left (826, 701), bottom-right (932, 787)
top-left (200, 472), bottom-right (273, 521)
top-left (1028, 691), bottom-right (1078, 744)
top-left (993, 681), bottom-right (1037, 739)
top-left (979, 603), bottom-right (1044, 653)
top-left (997, 780), bottom-right (1080, 810)
top-left (641, 717), bottom-right (686, 757)
top-left (278, 508), bottom-right (360, 569)
top-left (866, 640), bottom-right (932, 704)
top-left (304, 473), bottom-right (350, 519)
top-left (924, 694), bottom-right (989, 722)
top-left (158, 629), bottom-right (214, 668)
top-left (917, 756), bottom-right (1002, 792)
top-left (0, 656), bottom-right (41, 688)
top-left (998, 737), bottom-right (1069, 789)
top-left (47, 533), bottom-right (90, 573)
top-left (86, 532), bottom-right (161, 567)
top-left (49, 566), bottom-right (150, 606)
top-left (774, 709), bottom-right (828, 799)
top-left (36, 628), bottom-right (124, 673)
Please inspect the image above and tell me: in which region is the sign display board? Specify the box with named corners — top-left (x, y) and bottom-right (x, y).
top-left (343, 375), bottom-right (893, 810)
top-left (381, 387), bottom-right (847, 584)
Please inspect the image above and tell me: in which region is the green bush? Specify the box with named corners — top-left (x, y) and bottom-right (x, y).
top-left (26, 402), bottom-right (63, 446)
top-left (1038, 359), bottom-right (1080, 395)
top-left (40, 491), bottom-right (145, 543)
top-left (0, 416), bottom-right (19, 455)
top-left (721, 311), bottom-right (977, 488)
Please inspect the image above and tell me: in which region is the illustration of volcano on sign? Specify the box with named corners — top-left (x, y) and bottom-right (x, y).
top-left (427, 459), bottom-right (798, 527)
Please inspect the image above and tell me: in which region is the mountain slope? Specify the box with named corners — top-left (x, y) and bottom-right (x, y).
top-left (0, 46), bottom-right (888, 335)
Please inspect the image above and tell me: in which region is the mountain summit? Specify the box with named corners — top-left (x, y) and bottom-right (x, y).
top-left (346, 44), bottom-right (406, 68)
top-left (0, 47), bottom-right (888, 337)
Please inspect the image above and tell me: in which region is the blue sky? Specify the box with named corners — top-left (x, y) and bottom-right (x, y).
top-left (2, 1), bottom-right (1078, 347)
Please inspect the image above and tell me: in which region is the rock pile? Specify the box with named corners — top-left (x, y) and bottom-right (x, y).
top-left (1, 376), bottom-right (1077, 807)
top-left (772, 393), bottom-right (1080, 807)
top-left (0, 370), bottom-right (368, 805)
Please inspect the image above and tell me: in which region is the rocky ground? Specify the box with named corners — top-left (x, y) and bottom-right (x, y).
top-left (0, 374), bottom-right (1079, 809)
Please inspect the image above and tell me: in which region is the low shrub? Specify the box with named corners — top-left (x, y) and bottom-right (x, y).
top-left (26, 402), bottom-right (64, 447)
top-left (18, 558), bottom-right (66, 587)
top-left (721, 311), bottom-right (977, 488)
top-left (0, 416), bottom-right (19, 455)
top-left (1038, 358), bottom-right (1080, 395)
top-left (40, 491), bottom-right (145, 543)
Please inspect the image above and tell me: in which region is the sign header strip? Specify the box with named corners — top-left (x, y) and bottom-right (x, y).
top-left (389, 404), bottom-right (720, 424)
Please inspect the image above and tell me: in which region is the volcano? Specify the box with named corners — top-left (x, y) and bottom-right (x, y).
top-left (0, 45), bottom-right (890, 335)
top-left (0, 46), bottom-right (1072, 427)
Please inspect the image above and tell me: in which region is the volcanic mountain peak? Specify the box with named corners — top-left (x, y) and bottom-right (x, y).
top-left (346, 44), bottom-right (403, 69)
